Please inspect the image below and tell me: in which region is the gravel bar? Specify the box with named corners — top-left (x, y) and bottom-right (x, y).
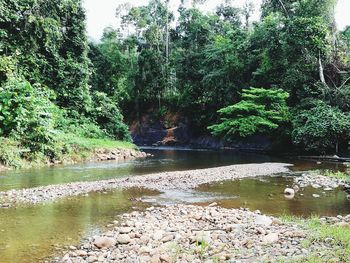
top-left (0, 163), bottom-right (291, 206)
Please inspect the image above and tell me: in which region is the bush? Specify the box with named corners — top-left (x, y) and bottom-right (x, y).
top-left (292, 100), bottom-right (350, 153)
top-left (0, 137), bottom-right (25, 168)
top-left (0, 76), bottom-right (60, 154)
top-left (56, 114), bottom-right (107, 139)
top-left (90, 91), bottom-right (131, 141)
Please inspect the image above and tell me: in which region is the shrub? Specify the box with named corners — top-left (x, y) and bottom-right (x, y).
top-left (0, 76), bottom-right (60, 154)
top-left (90, 91), bottom-right (131, 141)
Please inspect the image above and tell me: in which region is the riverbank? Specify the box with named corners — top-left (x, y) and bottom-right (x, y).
top-left (0, 135), bottom-right (146, 172)
top-left (0, 163), bottom-right (290, 207)
top-left (56, 203), bottom-right (350, 263)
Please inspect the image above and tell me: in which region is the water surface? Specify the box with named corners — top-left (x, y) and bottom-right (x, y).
top-left (0, 148), bottom-right (343, 192)
top-left (196, 175), bottom-right (350, 216)
top-left (0, 188), bottom-right (157, 263)
top-left (0, 149), bottom-right (349, 263)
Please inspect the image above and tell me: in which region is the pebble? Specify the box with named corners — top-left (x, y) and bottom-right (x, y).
top-left (0, 163), bottom-right (290, 206)
top-left (56, 204), bottom-right (334, 263)
top-left (117, 234), bottom-right (131, 244)
top-left (262, 233), bottom-right (279, 244)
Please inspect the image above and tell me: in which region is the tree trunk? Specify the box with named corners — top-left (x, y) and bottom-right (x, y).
top-left (335, 140), bottom-right (339, 155)
top-left (319, 52), bottom-right (326, 84)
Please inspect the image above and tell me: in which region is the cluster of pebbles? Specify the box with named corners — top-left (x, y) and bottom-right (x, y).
top-left (91, 149), bottom-right (151, 162)
top-left (55, 204), bottom-right (343, 263)
top-left (294, 173), bottom-right (346, 190)
top-left (0, 163), bottom-right (290, 207)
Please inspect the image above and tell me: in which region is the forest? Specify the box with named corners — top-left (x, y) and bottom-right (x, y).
top-left (1, 0), bottom-right (350, 168)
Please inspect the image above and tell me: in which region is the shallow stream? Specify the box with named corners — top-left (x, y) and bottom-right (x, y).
top-left (0, 148), bottom-right (349, 262)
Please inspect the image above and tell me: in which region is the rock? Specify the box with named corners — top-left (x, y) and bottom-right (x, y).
top-left (284, 188), bottom-right (295, 196)
top-left (272, 218), bottom-right (283, 225)
top-left (150, 254), bottom-right (161, 263)
top-left (140, 246), bottom-right (152, 254)
top-left (117, 234), bottom-right (131, 244)
top-left (119, 227), bottom-right (133, 234)
top-left (93, 237), bottom-right (116, 249)
top-left (324, 187), bottom-right (333, 191)
top-left (60, 253), bottom-right (71, 263)
top-left (284, 231), bottom-right (306, 238)
top-left (69, 245), bottom-right (77, 250)
top-left (256, 227), bottom-right (266, 235)
top-left (76, 250), bottom-right (88, 257)
top-left (193, 232), bottom-right (211, 244)
top-left (312, 184), bottom-right (321, 189)
top-left (87, 256), bottom-right (98, 263)
top-left (312, 194), bottom-right (321, 198)
top-left (262, 233), bottom-right (279, 244)
top-left (255, 215), bottom-right (272, 226)
top-left (160, 254), bottom-right (172, 262)
top-left (208, 202), bottom-right (218, 207)
top-left (242, 239), bottom-right (254, 248)
top-left (161, 234), bottom-right (174, 242)
top-left (293, 185), bottom-right (300, 192)
top-left (153, 230), bottom-right (164, 241)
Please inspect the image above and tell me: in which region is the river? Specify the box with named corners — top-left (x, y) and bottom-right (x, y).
top-left (0, 148), bottom-right (349, 262)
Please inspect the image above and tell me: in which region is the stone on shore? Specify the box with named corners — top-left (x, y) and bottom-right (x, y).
top-left (262, 233), bottom-right (279, 244)
top-left (57, 204), bottom-right (334, 263)
top-left (117, 234), bottom-right (131, 244)
top-left (93, 237), bottom-right (116, 249)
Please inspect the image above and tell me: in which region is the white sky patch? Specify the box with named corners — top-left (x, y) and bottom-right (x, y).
top-left (84, 0), bottom-right (350, 41)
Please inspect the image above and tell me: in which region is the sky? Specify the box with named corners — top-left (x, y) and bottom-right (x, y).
top-left (84, 0), bottom-right (350, 41)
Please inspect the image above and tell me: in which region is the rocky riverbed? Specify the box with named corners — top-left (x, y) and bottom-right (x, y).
top-left (0, 163), bottom-right (290, 207)
top-left (55, 204), bottom-right (346, 263)
top-left (294, 172), bottom-right (349, 190)
top-left (90, 148), bottom-right (150, 162)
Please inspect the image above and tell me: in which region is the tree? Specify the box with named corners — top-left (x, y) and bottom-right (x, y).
top-left (208, 87), bottom-right (289, 139)
top-left (0, 0), bottom-right (91, 113)
top-left (292, 101), bottom-right (350, 154)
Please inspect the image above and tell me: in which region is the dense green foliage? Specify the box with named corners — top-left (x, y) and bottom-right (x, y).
top-left (1, 0), bottom-right (350, 164)
top-left (292, 101), bottom-right (350, 153)
top-left (87, 0), bottom-right (350, 153)
top-left (208, 88), bottom-right (289, 138)
top-left (0, 0), bottom-right (131, 168)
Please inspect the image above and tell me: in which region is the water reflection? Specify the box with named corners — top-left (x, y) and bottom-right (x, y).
top-left (197, 175), bottom-right (350, 217)
top-left (0, 148), bottom-right (346, 192)
top-left (0, 188), bottom-right (157, 263)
